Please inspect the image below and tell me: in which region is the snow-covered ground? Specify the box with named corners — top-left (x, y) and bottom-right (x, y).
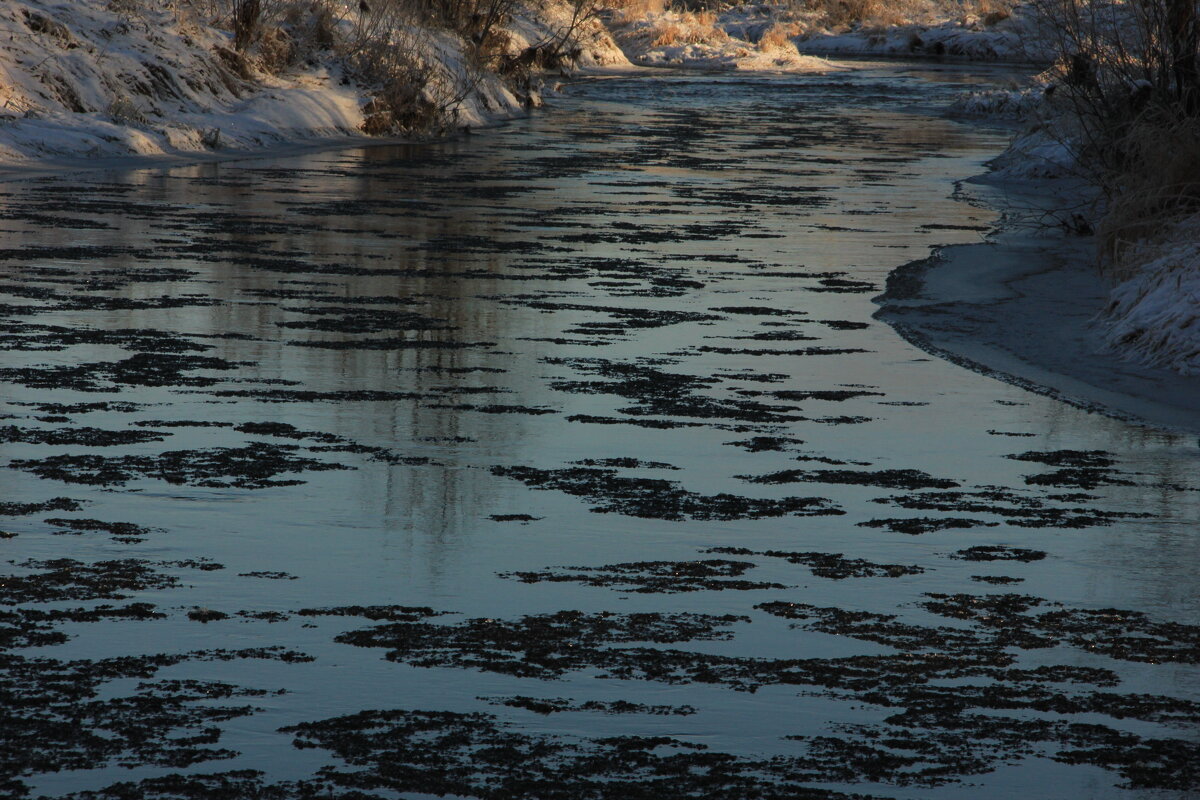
top-left (1100, 214), bottom-right (1200, 375)
top-left (0, 1), bottom-right (1059, 170)
top-left (600, 1), bottom-right (1050, 69)
top-left (874, 208), bottom-right (1200, 434)
top-left (0, 0), bottom-right (355, 163)
top-left (602, 4), bottom-right (831, 71)
top-left (0, 0), bottom-right (627, 168)
top-left (793, 3), bottom-right (1048, 62)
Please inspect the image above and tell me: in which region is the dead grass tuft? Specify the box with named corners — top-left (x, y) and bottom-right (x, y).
top-left (1096, 117), bottom-right (1200, 281)
top-left (797, 0), bottom-right (1014, 30)
top-left (257, 26), bottom-right (297, 72)
top-left (608, 0), bottom-right (669, 25)
top-left (645, 9), bottom-right (728, 48)
top-left (107, 94), bottom-right (147, 124)
top-left (757, 21), bottom-right (802, 51)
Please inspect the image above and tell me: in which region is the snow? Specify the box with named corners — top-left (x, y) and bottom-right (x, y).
top-left (949, 84), bottom-right (1046, 118)
top-left (0, 0), bottom-right (627, 169)
top-left (599, 1), bottom-right (1054, 74)
top-left (602, 6), bottom-right (833, 72)
top-left (987, 127), bottom-right (1078, 180)
top-left (0, 0), bottom-right (368, 164)
top-left (794, 7), bottom-right (1046, 62)
top-left (1101, 214), bottom-right (1200, 375)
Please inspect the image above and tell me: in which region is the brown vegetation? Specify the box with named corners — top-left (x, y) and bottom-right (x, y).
top-left (1031, 0), bottom-right (1200, 278)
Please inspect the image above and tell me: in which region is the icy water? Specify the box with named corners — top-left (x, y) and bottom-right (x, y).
top-left (0, 65), bottom-right (1197, 800)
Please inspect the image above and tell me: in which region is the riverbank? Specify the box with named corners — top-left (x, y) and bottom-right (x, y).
top-left (1, 1), bottom-right (1047, 171)
top-left (874, 173), bottom-right (1200, 434)
top-left (0, 0), bottom-right (631, 167)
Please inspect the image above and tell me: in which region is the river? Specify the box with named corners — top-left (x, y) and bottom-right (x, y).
top-left (0, 63), bottom-right (1196, 799)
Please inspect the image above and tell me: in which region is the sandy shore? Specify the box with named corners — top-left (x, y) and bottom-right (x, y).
top-left (874, 178), bottom-right (1200, 435)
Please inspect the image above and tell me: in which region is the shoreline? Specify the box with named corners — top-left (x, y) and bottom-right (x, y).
top-left (0, 113), bottom-right (534, 183)
top-left (874, 174), bottom-right (1200, 435)
top-left (0, 64), bottom-right (808, 182)
top-left (13, 48), bottom-right (1179, 437)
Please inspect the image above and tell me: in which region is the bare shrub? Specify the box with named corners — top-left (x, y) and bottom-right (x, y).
top-left (344, 3), bottom-right (449, 135)
top-left (405, 0), bottom-right (521, 55)
top-left (232, 0), bottom-right (263, 50)
top-left (200, 126), bottom-right (222, 148)
top-left (107, 94), bottom-right (147, 124)
top-left (981, 8), bottom-right (1011, 27)
top-left (496, 0), bottom-right (598, 91)
top-left (258, 26), bottom-right (298, 72)
top-left (1028, 0), bottom-right (1200, 277)
top-left (106, 0), bottom-right (148, 19)
top-left (1095, 117), bottom-right (1200, 279)
top-left (361, 73), bottom-right (442, 134)
top-left (253, 1), bottom-right (339, 73)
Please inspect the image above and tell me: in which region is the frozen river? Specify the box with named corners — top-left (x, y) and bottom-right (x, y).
top-left (0, 64), bottom-right (1197, 799)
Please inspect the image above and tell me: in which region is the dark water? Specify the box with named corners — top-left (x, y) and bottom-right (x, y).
top-left (0, 65), bottom-right (1196, 799)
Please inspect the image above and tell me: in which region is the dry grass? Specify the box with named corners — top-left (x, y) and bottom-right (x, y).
top-left (819, 0), bottom-right (885, 28)
top-left (254, 1), bottom-right (339, 74)
top-left (1096, 118), bottom-right (1200, 281)
top-left (644, 9), bottom-right (727, 47)
top-left (796, 0), bottom-right (1015, 30)
top-left (757, 20), bottom-right (802, 51)
top-left (607, 0), bottom-right (669, 24)
top-left (1024, 0), bottom-right (1200, 281)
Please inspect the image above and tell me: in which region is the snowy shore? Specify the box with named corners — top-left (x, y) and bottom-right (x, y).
top-left (874, 175), bottom-right (1200, 434)
top-left (0, 0), bottom-right (631, 169)
top-left (0, 1), bottom-right (1047, 172)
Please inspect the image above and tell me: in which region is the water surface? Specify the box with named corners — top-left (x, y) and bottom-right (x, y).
top-left (0, 64), bottom-right (1196, 799)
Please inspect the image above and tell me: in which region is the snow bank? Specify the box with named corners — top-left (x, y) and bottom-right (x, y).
top-left (0, 0), bottom-right (368, 164)
top-left (949, 0), bottom-right (1200, 378)
top-left (949, 84), bottom-right (1045, 119)
top-left (603, 5), bottom-right (831, 72)
top-left (986, 127), bottom-right (1077, 180)
top-left (950, 75), bottom-right (1080, 180)
top-left (1101, 214), bottom-right (1200, 375)
top-left (601, 1), bottom-right (1048, 73)
top-left (0, 0), bottom-right (626, 168)
top-left (794, 6), bottom-right (1046, 62)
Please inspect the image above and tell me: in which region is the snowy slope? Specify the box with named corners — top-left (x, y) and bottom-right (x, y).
top-left (794, 6), bottom-right (1048, 62)
top-left (600, 1), bottom-right (1048, 74)
top-left (1101, 214), bottom-right (1200, 375)
top-left (603, 5), bottom-right (832, 72)
top-left (0, 0), bottom-right (366, 163)
top-left (0, 0), bottom-right (627, 167)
